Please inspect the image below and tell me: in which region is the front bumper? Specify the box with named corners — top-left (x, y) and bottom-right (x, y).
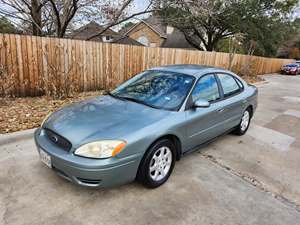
top-left (34, 128), bottom-right (143, 188)
top-left (282, 70), bottom-right (297, 75)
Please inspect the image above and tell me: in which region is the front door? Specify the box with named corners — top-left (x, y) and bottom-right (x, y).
top-left (185, 74), bottom-right (225, 151)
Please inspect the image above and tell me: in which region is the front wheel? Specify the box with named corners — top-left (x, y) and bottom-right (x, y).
top-left (137, 139), bottom-right (176, 188)
top-left (234, 108), bottom-right (251, 135)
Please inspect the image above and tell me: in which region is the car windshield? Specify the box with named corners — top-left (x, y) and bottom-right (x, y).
top-left (285, 64), bottom-right (298, 67)
top-left (111, 70), bottom-right (195, 110)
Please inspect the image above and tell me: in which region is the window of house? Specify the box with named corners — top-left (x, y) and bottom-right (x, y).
top-left (191, 74), bottom-right (220, 102)
top-left (102, 36), bottom-right (113, 42)
top-left (105, 36), bottom-right (112, 41)
top-left (137, 36), bottom-right (149, 46)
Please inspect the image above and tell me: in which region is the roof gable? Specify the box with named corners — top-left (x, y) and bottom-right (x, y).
top-left (124, 20), bottom-right (167, 38)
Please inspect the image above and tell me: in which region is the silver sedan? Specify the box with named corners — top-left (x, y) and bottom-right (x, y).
top-left (34, 64), bottom-right (258, 188)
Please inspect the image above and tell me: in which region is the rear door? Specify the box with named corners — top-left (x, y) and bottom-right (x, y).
top-left (215, 73), bottom-right (245, 131)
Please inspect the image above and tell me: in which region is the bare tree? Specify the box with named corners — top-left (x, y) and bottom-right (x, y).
top-left (47, 0), bottom-right (80, 37)
top-left (86, 0), bottom-right (156, 40)
top-left (0, 0), bottom-right (47, 35)
top-left (0, 0), bottom-right (153, 38)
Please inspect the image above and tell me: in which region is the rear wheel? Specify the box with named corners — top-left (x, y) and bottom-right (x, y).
top-left (137, 139), bottom-right (176, 188)
top-left (234, 108), bottom-right (251, 135)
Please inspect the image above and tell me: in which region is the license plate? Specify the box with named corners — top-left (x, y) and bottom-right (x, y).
top-left (39, 148), bottom-right (52, 168)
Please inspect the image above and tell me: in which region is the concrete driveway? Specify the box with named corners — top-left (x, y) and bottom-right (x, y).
top-left (1, 74), bottom-right (300, 225)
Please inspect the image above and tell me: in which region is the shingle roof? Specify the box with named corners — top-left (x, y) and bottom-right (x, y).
top-left (161, 28), bottom-right (194, 49)
top-left (143, 16), bottom-right (167, 38)
top-left (113, 36), bottom-right (144, 46)
top-left (68, 21), bottom-right (144, 46)
top-left (124, 17), bottom-right (167, 38)
top-left (69, 21), bottom-right (118, 41)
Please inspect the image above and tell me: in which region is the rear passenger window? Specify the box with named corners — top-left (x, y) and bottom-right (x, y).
top-left (218, 74), bottom-right (241, 97)
top-left (192, 74), bottom-right (220, 102)
top-left (235, 77), bottom-right (244, 89)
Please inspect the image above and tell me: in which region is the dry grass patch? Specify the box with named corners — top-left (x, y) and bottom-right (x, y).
top-left (0, 91), bottom-right (103, 134)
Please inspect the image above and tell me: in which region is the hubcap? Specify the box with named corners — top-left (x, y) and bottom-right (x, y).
top-left (240, 110), bottom-right (250, 131)
top-left (149, 146), bottom-right (172, 181)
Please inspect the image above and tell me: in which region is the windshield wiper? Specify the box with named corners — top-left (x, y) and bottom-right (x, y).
top-left (120, 96), bottom-right (161, 109)
top-left (107, 92), bottom-right (161, 110)
top-left (106, 91), bottom-right (127, 101)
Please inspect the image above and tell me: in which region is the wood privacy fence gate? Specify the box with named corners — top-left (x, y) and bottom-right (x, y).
top-left (0, 34), bottom-right (294, 97)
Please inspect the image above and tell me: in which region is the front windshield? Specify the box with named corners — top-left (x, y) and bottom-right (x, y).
top-left (285, 64), bottom-right (298, 67)
top-left (111, 70), bottom-right (195, 110)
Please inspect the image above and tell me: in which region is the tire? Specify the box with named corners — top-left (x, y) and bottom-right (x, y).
top-left (137, 139), bottom-right (176, 188)
top-left (233, 108), bottom-right (252, 136)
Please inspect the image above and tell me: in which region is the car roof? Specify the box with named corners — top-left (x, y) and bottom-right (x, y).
top-left (285, 63), bottom-right (299, 66)
top-left (148, 64), bottom-right (234, 77)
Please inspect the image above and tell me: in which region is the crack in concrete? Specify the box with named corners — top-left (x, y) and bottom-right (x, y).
top-left (2, 185), bottom-right (13, 225)
top-left (199, 152), bottom-right (300, 213)
top-left (1, 157), bottom-right (17, 225)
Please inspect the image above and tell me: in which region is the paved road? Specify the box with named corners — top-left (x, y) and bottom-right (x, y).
top-left (1, 74), bottom-right (300, 225)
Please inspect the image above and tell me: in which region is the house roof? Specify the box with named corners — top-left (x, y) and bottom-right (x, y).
top-left (143, 16), bottom-right (167, 38)
top-left (124, 16), bottom-right (194, 49)
top-left (161, 28), bottom-right (194, 49)
top-left (124, 17), bottom-right (167, 38)
top-left (113, 36), bottom-right (144, 46)
top-left (69, 21), bottom-right (118, 41)
top-left (69, 21), bottom-right (144, 46)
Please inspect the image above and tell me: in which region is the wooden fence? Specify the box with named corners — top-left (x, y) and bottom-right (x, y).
top-left (0, 33), bottom-right (294, 97)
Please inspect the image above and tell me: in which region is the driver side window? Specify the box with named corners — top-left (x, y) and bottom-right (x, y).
top-left (192, 74), bottom-right (220, 102)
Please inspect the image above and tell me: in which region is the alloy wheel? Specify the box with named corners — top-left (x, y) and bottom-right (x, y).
top-left (149, 146), bottom-right (172, 181)
top-left (240, 110), bottom-right (250, 132)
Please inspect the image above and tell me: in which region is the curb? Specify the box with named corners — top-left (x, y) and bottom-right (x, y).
top-left (0, 128), bottom-right (36, 147)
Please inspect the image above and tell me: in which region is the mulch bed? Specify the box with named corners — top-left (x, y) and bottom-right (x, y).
top-left (0, 91), bottom-right (103, 134)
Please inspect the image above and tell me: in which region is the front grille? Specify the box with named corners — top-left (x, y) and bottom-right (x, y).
top-left (44, 129), bottom-right (72, 151)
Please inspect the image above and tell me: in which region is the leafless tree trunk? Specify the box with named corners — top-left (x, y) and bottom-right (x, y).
top-left (0, 0), bottom-right (45, 35)
top-left (47, 0), bottom-right (79, 37)
top-left (31, 0), bottom-right (42, 35)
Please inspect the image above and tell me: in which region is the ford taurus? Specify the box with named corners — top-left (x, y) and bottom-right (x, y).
top-left (34, 64), bottom-right (258, 188)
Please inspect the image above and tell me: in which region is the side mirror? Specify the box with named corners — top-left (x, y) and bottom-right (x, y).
top-left (193, 99), bottom-right (210, 108)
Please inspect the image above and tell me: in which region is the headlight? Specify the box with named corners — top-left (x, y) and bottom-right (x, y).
top-left (74, 140), bottom-right (126, 159)
top-left (41, 112), bottom-right (52, 127)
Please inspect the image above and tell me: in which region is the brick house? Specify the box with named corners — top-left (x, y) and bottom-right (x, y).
top-left (122, 16), bottom-right (194, 49)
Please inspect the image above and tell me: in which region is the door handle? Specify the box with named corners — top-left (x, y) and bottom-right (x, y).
top-left (218, 108), bottom-right (225, 113)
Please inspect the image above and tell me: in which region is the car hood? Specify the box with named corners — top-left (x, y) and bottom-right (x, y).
top-left (44, 95), bottom-right (170, 147)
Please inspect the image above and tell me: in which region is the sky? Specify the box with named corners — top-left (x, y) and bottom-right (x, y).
top-left (133, 0), bottom-right (150, 14)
